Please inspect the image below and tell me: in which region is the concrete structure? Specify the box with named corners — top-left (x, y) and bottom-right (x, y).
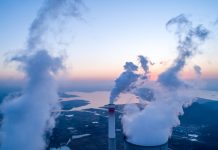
top-left (124, 140), bottom-right (168, 150)
top-left (108, 104), bottom-right (116, 150)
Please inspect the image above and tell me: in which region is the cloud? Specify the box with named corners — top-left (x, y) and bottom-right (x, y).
top-left (158, 14), bottom-right (209, 88)
top-left (113, 14), bottom-right (210, 146)
top-left (110, 62), bottom-right (139, 104)
top-left (27, 0), bottom-right (84, 51)
top-left (0, 0), bottom-right (84, 150)
top-left (1, 50), bottom-right (62, 150)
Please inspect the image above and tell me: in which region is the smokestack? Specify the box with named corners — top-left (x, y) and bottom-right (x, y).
top-left (108, 104), bottom-right (116, 150)
top-left (124, 139), bottom-right (168, 150)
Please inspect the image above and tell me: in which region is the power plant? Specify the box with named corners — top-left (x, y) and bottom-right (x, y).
top-left (107, 103), bottom-right (169, 150)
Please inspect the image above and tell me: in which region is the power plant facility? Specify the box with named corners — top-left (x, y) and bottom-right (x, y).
top-left (107, 103), bottom-right (168, 150)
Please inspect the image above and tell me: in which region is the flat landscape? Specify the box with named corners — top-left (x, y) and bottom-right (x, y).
top-left (47, 92), bottom-right (218, 150)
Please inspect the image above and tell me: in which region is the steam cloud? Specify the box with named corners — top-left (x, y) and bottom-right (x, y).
top-left (109, 62), bottom-right (139, 104)
top-left (138, 55), bottom-right (150, 77)
top-left (28, 0), bottom-right (83, 51)
top-left (158, 14), bottom-right (209, 88)
top-left (1, 51), bottom-right (62, 150)
top-left (110, 14), bottom-right (209, 146)
top-left (110, 55), bottom-right (154, 104)
top-left (0, 0), bottom-right (83, 149)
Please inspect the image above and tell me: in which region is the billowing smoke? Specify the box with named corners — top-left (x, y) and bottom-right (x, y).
top-left (134, 56), bottom-right (154, 102)
top-left (138, 55), bottom-right (150, 78)
top-left (122, 82), bottom-right (194, 146)
top-left (110, 55), bottom-right (155, 104)
top-left (109, 56), bottom-right (154, 104)
top-left (158, 14), bottom-right (209, 88)
top-left (110, 14), bottom-right (209, 146)
top-left (0, 0), bottom-right (83, 149)
top-left (28, 0), bottom-right (83, 51)
top-left (1, 50), bottom-right (62, 150)
top-left (109, 62), bottom-right (139, 104)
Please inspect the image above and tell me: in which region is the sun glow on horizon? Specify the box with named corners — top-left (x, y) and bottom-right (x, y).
top-left (0, 0), bottom-right (218, 86)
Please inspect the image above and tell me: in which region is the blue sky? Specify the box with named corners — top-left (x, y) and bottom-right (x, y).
top-left (0, 0), bottom-right (218, 82)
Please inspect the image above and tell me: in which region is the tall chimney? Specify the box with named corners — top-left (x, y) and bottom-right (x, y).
top-left (108, 104), bottom-right (116, 150)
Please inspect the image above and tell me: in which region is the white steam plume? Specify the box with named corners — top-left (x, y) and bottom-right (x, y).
top-left (109, 55), bottom-right (155, 104)
top-left (134, 55), bottom-right (154, 102)
top-left (109, 62), bottom-right (139, 104)
top-left (138, 55), bottom-right (150, 78)
top-left (158, 14), bottom-right (209, 88)
top-left (109, 55), bottom-right (154, 104)
top-left (110, 14), bottom-right (209, 146)
top-left (28, 0), bottom-right (84, 51)
top-left (122, 82), bottom-right (194, 146)
top-left (1, 50), bottom-right (62, 150)
top-left (0, 0), bottom-right (83, 150)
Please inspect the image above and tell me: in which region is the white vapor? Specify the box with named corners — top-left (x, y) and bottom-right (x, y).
top-left (122, 82), bottom-right (194, 146)
top-left (0, 0), bottom-right (83, 150)
top-left (28, 0), bottom-right (84, 51)
top-left (110, 55), bottom-right (154, 103)
top-left (1, 50), bottom-right (62, 150)
top-left (158, 14), bottom-right (209, 88)
top-left (109, 62), bottom-right (139, 104)
top-left (110, 14), bottom-right (209, 146)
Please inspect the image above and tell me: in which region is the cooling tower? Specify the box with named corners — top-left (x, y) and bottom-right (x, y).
top-left (108, 104), bottom-right (116, 150)
top-left (124, 139), bottom-right (168, 150)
